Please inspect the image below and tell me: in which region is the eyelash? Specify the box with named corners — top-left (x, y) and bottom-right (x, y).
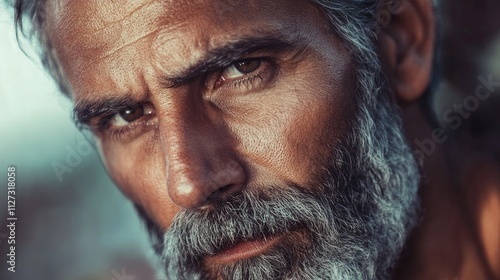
top-left (224, 71), bottom-right (266, 91)
top-left (106, 119), bottom-right (156, 142)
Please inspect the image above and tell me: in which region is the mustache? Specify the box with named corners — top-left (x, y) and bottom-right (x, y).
top-left (162, 186), bottom-right (338, 263)
top-left (133, 181), bottom-right (353, 262)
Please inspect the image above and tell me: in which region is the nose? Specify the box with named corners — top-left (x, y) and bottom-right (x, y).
top-left (160, 103), bottom-right (247, 209)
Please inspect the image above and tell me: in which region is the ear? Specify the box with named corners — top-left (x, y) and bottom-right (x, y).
top-left (377, 0), bottom-right (436, 103)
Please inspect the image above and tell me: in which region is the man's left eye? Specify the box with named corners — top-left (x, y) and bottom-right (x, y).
top-left (222, 58), bottom-right (263, 79)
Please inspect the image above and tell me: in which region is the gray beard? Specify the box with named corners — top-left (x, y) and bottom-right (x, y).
top-left (146, 89), bottom-right (420, 280)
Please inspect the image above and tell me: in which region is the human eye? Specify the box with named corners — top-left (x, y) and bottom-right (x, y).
top-left (222, 59), bottom-right (263, 79)
top-left (96, 103), bottom-right (157, 141)
top-left (109, 105), bottom-right (151, 127)
top-left (213, 58), bottom-right (278, 91)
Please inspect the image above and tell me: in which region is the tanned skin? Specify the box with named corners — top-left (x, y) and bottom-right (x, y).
top-left (41, 0), bottom-right (499, 278)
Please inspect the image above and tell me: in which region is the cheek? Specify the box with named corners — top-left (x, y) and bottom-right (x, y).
top-left (98, 135), bottom-right (180, 230)
top-left (281, 88), bottom-right (355, 185)
top-left (226, 56), bottom-right (357, 187)
top-left (285, 69), bottom-right (357, 183)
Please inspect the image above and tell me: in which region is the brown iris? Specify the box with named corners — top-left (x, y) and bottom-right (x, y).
top-left (119, 106), bottom-right (144, 123)
top-left (234, 59), bottom-right (262, 74)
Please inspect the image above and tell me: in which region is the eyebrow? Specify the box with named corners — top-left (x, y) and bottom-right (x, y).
top-left (161, 35), bottom-right (300, 87)
top-left (73, 34), bottom-right (302, 126)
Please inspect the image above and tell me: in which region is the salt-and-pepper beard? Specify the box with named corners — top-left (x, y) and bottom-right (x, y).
top-left (140, 84), bottom-right (421, 280)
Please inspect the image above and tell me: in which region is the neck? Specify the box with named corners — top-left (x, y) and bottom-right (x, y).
top-left (394, 102), bottom-right (500, 280)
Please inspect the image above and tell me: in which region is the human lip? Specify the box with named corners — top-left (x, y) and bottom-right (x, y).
top-left (206, 234), bottom-right (284, 265)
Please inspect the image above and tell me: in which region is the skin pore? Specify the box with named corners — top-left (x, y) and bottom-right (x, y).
top-left (39, 0), bottom-right (500, 279)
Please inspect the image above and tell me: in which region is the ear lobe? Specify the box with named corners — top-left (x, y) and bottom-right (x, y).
top-left (377, 0), bottom-right (436, 103)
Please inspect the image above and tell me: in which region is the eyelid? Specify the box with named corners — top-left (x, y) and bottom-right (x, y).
top-left (87, 103), bottom-right (155, 137)
top-left (104, 118), bottom-right (157, 143)
top-left (212, 57), bottom-right (277, 90)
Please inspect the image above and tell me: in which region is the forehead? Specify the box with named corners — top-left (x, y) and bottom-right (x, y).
top-left (44, 0), bottom-right (330, 97)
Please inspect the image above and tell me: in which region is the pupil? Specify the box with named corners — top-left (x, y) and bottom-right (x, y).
top-left (119, 106), bottom-right (144, 122)
top-left (235, 59), bottom-right (261, 73)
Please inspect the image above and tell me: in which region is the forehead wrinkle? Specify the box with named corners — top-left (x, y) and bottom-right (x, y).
top-left (97, 1), bottom-right (167, 59)
top-left (91, 0), bottom-right (156, 33)
top-left (61, 0), bottom-right (166, 64)
top-left (151, 22), bottom-right (211, 75)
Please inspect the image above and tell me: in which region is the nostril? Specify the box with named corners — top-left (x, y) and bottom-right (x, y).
top-left (208, 183), bottom-right (244, 203)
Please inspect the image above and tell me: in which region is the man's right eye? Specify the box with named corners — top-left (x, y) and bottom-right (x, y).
top-left (110, 105), bottom-right (146, 128)
top-left (106, 104), bottom-right (156, 128)
top-left (94, 103), bottom-right (157, 141)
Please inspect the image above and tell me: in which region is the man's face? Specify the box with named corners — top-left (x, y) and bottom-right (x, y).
top-left (48, 0), bottom-right (356, 232)
top-left (45, 0), bottom-right (419, 278)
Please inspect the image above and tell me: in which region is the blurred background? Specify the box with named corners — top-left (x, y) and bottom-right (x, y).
top-left (0, 0), bottom-right (499, 280)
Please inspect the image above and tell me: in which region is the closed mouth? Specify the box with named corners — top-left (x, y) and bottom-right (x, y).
top-left (205, 233), bottom-right (285, 265)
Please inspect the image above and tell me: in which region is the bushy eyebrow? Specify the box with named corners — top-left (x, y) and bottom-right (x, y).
top-left (73, 34), bottom-right (302, 127)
